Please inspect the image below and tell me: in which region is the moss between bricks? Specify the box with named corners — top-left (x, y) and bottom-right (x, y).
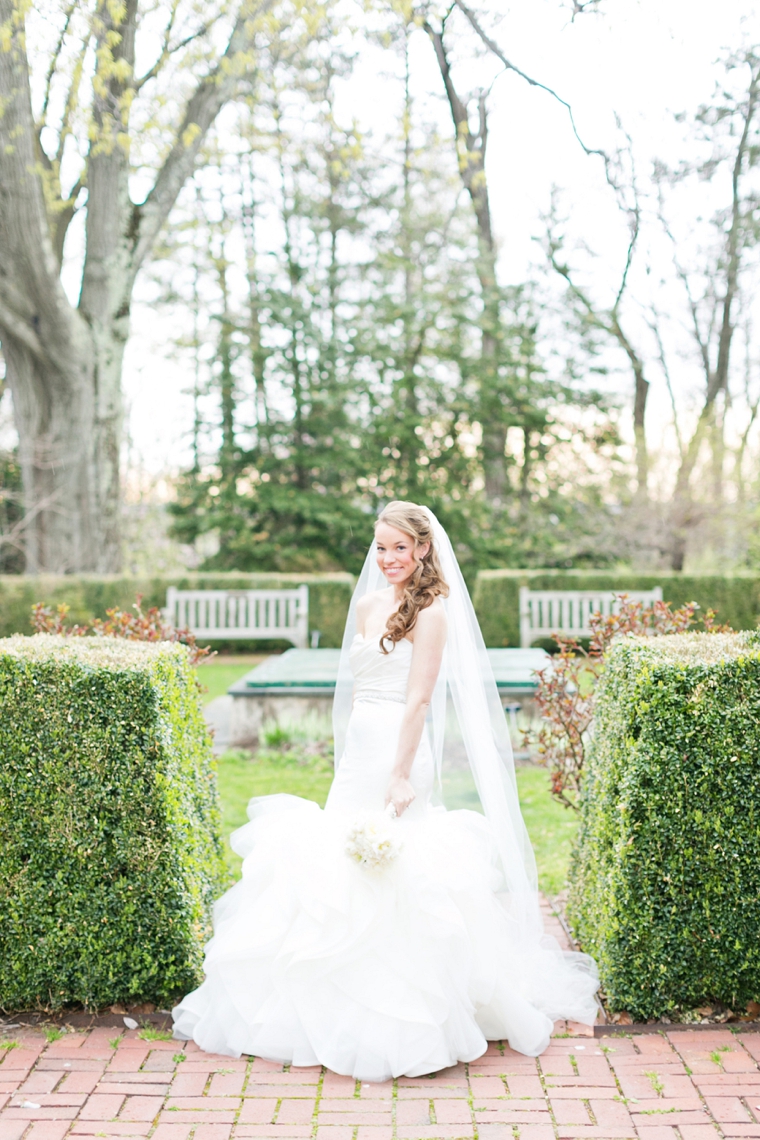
top-left (0, 635), bottom-right (226, 1012)
top-left (567, 631), bottom-right (760, 1020)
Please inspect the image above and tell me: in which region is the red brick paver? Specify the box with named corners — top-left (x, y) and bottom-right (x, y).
top-left (2, 1026), bottom-right (760, 1140)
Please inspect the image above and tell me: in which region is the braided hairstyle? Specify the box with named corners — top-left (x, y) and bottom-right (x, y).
top-left (376, 501), bottom-right (449, 654)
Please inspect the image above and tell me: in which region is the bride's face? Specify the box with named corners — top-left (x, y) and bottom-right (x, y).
top-left (375, 522), bottom-right (429, 588)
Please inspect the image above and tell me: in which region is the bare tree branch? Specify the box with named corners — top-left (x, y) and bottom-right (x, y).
top-left (37, 1), bottom-right (77, 134)
top-left (645, 306), bottom-right (683, 461)
top-left (0, 487), bottom-right (66, 555)
top-left (668, 56), bottom-right (760, 517)
top-left (53, 33), bottom-right (90, 169)
top-left (128, 0), bottom-right (274, 280)
top-left (544, 203), bottom-right (650, 497)
top-left (52, 177), bottom-right (85, 267)
top-left (422, 19), bottom-right (493, 258)
top-left (0, 0), bottom-right (82, 352)
top-left (133, 0), bottom-right (211, 94)
top-left (453, 0), bottom-right (607, 162)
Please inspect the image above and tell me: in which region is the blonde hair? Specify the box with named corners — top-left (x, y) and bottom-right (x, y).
top-left (375, 501), bottom-right (449, 653)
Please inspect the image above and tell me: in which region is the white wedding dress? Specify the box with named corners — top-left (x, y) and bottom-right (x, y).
top-left (172, 631), bottom-right (599, 1079)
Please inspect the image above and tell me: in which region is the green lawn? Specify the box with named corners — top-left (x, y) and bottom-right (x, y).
top-left (215, 750), bottom-right (577, 895)
top-left (197, 658), bottom-right (265, 704)
top-left (514, 765), bottom-right (579, 895)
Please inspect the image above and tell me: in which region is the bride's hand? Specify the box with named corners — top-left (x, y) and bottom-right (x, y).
top-left (386, 776), bottom-right (415, 817)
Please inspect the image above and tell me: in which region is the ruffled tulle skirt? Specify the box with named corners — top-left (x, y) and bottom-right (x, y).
top-left (172, 792), bottom-right (598, 1080)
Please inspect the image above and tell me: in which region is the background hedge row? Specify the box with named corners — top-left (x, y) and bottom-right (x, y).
top-left (472, 570), bottom-right (760, 645)
top-left (0, 572), bottom-right (355, 648)
top-left (0, 635), bottom-right (226, 1012)
top-left (3, 570), bottom-right (760, 649)
top-left (567, 632), bottom-right (760, 1020)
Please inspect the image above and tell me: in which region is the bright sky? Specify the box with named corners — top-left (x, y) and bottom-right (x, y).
top-left (117, 0), bottom-right (760, 481)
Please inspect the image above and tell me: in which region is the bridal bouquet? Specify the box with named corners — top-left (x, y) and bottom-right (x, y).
top-left (345, 805), bottom-right (402, 871)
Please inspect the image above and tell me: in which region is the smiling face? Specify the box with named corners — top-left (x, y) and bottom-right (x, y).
top-left (375, 521), bottom-right (430, 589)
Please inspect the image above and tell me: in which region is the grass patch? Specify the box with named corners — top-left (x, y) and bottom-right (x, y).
top-left (137, 1026), bottom-right (173, 1042)
top-left (197, 658), bottom-right (266, 705)
top-left (645, 1070), bottom-right (664, 1095)
top-left (515, 765), bottom-right (579, 895)
top-left (217, 724), bottom-right (334, 879)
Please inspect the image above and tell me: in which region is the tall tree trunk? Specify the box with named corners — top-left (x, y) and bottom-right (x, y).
top-left (0, 0), bottom-right (268, 571)
top-left (242, 161), bottom-right (269, 433)
top-left (425, 22), bottom-right (506, 504)
top-left (666, 57), bottom-right (759, 569)
top-left (215, 255), bottom-right (236, 479)
top-left (5, 323), bottom-right (128, 572)
top-left (611, 317), bottom-right (649, 501)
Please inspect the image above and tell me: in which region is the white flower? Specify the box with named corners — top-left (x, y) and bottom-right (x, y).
top-left (345, 807), bottom-right (403, 871)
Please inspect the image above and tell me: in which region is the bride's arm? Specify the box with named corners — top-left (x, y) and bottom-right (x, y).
top-left (385, 602), bottom-right (447, 816)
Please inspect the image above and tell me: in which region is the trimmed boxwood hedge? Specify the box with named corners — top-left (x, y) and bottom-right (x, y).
top-left (473, 569), bottom-right (760, 646)
top-left (0, 635), bottom-right (226, 1012)
top-left (0, 571), bottom-right (354, 649)
top-left (567, 632), bottom-right (760, 1019)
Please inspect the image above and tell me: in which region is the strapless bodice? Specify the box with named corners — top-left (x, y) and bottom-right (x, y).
top-left (349, 633), bottom-right (412, 702)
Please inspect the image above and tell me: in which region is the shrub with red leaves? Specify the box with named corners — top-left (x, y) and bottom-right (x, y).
top-left (30, 596), bottom-right (213, 668)
top-left (527, 594), bottom-right (731, 810)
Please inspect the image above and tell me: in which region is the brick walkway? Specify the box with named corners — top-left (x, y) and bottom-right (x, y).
top-left (2, 1024), bottom-right (760, 1140)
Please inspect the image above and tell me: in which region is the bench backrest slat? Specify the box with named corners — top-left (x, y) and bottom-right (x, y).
top-left (518, 587), bottom-right (663, 647)
top-left (165, 586), bottom-right (309, 648)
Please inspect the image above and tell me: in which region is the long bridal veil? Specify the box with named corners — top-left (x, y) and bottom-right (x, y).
top-left (333, 505), bottom-right (599, 1022)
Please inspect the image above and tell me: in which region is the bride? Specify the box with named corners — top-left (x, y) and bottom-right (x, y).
top-left (173, 501), bottom-right (598, 1079)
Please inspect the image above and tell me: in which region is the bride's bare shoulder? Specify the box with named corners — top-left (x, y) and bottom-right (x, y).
top-left (415, 596), bottom-right (447, 636)
top-left (356, 587), bottom-right (392, 620)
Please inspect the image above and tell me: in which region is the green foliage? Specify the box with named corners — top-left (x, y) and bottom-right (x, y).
top-left (157, 18), bottom-right (623, 581)
top-left (0, 635), bottom-right (226, 1012)
top-left (0, 572), bottom-right (353, 649)
top-left (511, 765), bottom-right (579, 896)
top-left (473, 570), bottom-right (760, 647)
top-left (567, 632), bottom-right (760, 1019)
top-left (216, 747), bottom-right (334, 880)
top-left (137, 1027), bottom-right (173, 1041)
top-left (0, 448), bottom-right (23, 575)
top-left (198, 660), bottom-right (263, 704)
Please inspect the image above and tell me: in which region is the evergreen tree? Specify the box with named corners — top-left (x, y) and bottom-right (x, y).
top-left (161, 8), bottom-right (622, 574)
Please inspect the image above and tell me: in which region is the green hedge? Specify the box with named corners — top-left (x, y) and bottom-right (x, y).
top-left (0, 572), bottom-right (354, 649)
top-left (567, 632), bottom-right (760, 1019)
top-left (0, 635), bottom-right (226, 1012)
top-left (473, 570), bottom-right (760, 646)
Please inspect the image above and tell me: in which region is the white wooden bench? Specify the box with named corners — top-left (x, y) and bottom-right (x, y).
top-left (166, 586), bottom-right (309, 647)
top-left (519, 586), bottom-right (663, 647)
